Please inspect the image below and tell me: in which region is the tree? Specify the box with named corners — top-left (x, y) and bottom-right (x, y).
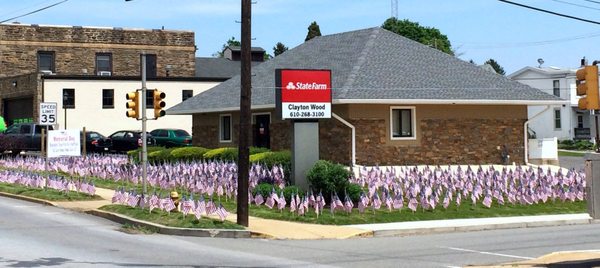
top-left (382, 17), bottom-right (453, 55)
top-left (213, 36), bottom-right (241, 57)
top-left (484, 59), bottom-right (506, 75)
top-left (305, 21), bottom-right (322, 41)
top-left (273, 42), bottom-right (288, 56)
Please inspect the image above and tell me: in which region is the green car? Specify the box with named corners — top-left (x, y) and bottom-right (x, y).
top-left (149, 128), bottom-right (192, 147)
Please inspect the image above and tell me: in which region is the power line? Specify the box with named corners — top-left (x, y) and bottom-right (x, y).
top-left (550, 0), bottom-right (600, 11)
top-left (459, 31), bottom-right (600, 49)
top-left (582, 0), bottom-right (600, 5)
top-left (498, 0), bottom-right (600, 25)
top-left (0, 0), bottom-right (68, 24)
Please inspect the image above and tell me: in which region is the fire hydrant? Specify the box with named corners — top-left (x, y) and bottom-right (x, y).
top-left (170, 191), bottom-right (180, 212)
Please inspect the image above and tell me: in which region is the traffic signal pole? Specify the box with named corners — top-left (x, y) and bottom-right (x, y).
top-left (141, 54), bottom-right (148, 198)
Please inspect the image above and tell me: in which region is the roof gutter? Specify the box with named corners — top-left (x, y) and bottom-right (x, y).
top-left (524, 105), bottom-right (552, 165)
top-left (168, 99), bottom-right (567, 115)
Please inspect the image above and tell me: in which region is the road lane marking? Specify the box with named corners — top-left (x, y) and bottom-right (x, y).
top-left (440, 246), bottom-right (535, 260)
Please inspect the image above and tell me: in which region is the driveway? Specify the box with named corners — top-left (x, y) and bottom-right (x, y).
top-left (558, 155), bottom-right (585, 171)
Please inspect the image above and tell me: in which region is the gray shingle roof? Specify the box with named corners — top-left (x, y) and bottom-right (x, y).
top-left (195, 57), bottom-right (262, 79)
top-left (171, 27), bottom-right (563, 114)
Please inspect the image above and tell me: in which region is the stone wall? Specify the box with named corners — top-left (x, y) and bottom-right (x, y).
top-left (0, 24), bottom-right (195, 77)
top-left (341, 118), bottom-right (525, 166)
top-left (0, 73), bottom-right (41, 119)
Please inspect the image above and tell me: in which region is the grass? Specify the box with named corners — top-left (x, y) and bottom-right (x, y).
top-left (558, 150), bottom-right (586, 157)
top-left (247, 200), bottom-right (587, 225)
top-left (0, 182), bottom-right (102, 201)
top-left (119, 223), bottom-right (159, 234)
top-left (100, 204), bottom-right (244, 230)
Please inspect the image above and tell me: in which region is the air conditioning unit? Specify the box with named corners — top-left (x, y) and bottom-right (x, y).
top-left (40, 70), bottom-right (53, 75)
top-left (98, 71), bottom-right (112, 76)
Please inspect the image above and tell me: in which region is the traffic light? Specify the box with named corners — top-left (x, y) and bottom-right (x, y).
top-left (153, 90), bottom-right (166, 118)
top-left (576, 65), bottom-right (600, 110)
top-left (125, 91), bottom-right (140, 119)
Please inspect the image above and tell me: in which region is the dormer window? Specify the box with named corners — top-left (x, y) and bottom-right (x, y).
top-left (96, 53), bottom-right (112, 75)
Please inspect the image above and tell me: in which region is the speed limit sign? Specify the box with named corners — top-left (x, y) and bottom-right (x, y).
top-left (39, 102), bottom-right (57, 125)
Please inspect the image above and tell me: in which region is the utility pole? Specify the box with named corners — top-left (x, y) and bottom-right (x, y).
top-left (237, 0), bottom-right (251, 227)
top-left (141, 54), bottom-right (148, 198)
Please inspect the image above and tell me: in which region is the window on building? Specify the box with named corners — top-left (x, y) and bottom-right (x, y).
top-left (37, 51), bottom-right (55, 73)
top-left (182, 90), bottom-right (193, 102)
top-left (553, 80), bottom-right (560, 97)
top-left (554, 109), bottom-right (561, 129)
top-left (63, 88), bottom-right (75, 109)
top-left (220, 114), bottom-right (232, 142)
top-left (102, 89), bottom-right (114, 109)
top-left (146, 89), bottom-right (155, 109)
top-left (96, 53), bottom-right (112, 75)
top-left (578, 115), bottom-right (584, 128)
top-left (390, 107), bottom-right (416, 139)
top-left (142, 54), bottom-right (157, 78)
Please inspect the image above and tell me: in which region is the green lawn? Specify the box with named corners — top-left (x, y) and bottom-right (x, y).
top-left (247, 200), bottom-right (587, 225)
top-left (100, 204), bottom-right (244, 229)
top-left (0, 182), bottom-right (102, 201)
top-left (558, 150), bottom-right (586, 157)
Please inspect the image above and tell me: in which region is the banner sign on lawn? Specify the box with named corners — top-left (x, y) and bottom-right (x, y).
top-left (47, 129), bottom-right (81, 158)
top-left (276, 69), bottom-right (332, 119)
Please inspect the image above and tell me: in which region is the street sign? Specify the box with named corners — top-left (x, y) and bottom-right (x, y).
top-left (39, 102), bottom-right (57, 125)
top-left (276, 69), bottom-right (332, 120)
top-left (47, 129), bottom-right (81, 158)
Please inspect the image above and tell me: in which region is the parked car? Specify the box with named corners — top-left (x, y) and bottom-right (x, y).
top-left (108, 130), bottom-right (155, 153)
top-left (0, 123), bottom-right (54, 154)
top-left (149, 128), bottom-right (192, 147)
top-left (82, 131), bottom-right (112, 153)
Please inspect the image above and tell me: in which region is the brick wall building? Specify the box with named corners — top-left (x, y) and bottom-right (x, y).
top-left (0, 23), bottom-right (199, 126)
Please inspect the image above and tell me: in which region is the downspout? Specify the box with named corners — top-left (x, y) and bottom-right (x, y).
top-left (524, 105), bottom-right (552, 165)
top-left (332, 112), bottom-right (356, 166)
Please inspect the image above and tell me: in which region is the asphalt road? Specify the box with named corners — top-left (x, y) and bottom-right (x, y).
top-left (2, 196), bottom-right (600, 268)
top-left (558, 155), bottom-right (585, 171)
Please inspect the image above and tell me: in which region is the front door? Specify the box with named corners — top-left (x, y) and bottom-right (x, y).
top-left (253, 114), bottom-right (270, 149)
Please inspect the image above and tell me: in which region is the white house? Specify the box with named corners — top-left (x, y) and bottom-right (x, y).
top-left (41, 76), bottom-right (220, 136)
top-left (508, 66), bottom-right (593, 141)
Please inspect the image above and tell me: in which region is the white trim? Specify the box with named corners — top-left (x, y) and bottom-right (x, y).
top-left (251, 112), bottom-right (271, 124)
top-left (168, 104), bottom-right (275, 115)
top-left (390, 106), bottom-right (417, 140)
top-left (334, 99), bottom-right (569, 105)
top-left (219, 114), bottom-right (232, 143)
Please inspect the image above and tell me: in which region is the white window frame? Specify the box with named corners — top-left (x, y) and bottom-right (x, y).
top-left (553, 108), bottom-right (561, 130)
top-left (390, 106), bottom-right (416, 140)
top-left (219, 114), bottom-right (232, 143)
top-left (552, 80), bottom-right (560, 97)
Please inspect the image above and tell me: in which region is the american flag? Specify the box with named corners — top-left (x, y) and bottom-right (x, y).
top-left (290, 193), bottom-right (297, 213)
top-left (343, 194), bottom-right (353, 213)
top-left (216, 203), bottom-right (229, 221)
top-left (265, 194), bottom-right (275, 209)
top-left (254, 194), bottom-right (264, 206)
top-left (181, 195), bottom-right (195, 216)
top-left (148, 194), bottom-right (159, 212)
top-left (277, 192), bottom-right (286, 210)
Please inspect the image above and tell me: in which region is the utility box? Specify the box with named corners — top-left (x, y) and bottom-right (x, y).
top-left (585, 153), bottom-right (600, 219)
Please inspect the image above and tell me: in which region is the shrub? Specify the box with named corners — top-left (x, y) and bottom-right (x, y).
top-left (250, 150), bottom-right (291, 182)
top-left (203, 147), bottom-right (238, 161)
top-left (252, 182), bottom-right (275, 197)
top-left (127, 146), bottom-right (164, 163)
top-left (306, 160), bottom-right (351, 201)
top-left (249, 147), bottom-right (270, 155)
top-left (170, 146), bottom-right (210, 162)
top-left (282, 185), bottom-right (303, 203)
top-left (148, 148), bottom-right (176, 164)
top-left (346, 183), bottom-right (363, 203)
top-left (575, 140), bottom-right (594, 150)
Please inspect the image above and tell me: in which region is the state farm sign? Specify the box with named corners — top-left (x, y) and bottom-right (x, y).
top-left (276, 69), bottom-right (332, 119)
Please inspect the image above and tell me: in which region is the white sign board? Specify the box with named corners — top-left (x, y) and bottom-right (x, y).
top-left (47, 129), bottom-right (81, 158)
top-left (39, 102), bottom-right (57, 125)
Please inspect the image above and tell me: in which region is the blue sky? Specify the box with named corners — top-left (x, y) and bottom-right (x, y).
top-left (1, 0), bottom-right (600, 74)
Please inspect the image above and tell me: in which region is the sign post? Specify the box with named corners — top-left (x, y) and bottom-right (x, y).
top-left (276, 69), bottom-right (331, 191)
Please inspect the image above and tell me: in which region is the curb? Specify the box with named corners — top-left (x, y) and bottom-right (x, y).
top-left (0, 191), bottom-right (56, 207)
top-left (370, 218), bottom-right (593, 237)
top-left (86, 210), bottom-right (251, 238)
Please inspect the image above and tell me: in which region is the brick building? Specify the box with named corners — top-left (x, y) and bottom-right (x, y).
top-left (168, 27), bottom-right (566, 166)
top-left (0, 23), bottom-right (218, 134)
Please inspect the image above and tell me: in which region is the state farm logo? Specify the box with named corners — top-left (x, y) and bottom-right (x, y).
top-left (286, 82), bottom-right (296, 90)
top-left (285, 82), bottom-right (327, 90)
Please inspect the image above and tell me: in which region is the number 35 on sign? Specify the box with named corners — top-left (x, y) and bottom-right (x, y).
top-left (39, 102), bottom-right (57, 125)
